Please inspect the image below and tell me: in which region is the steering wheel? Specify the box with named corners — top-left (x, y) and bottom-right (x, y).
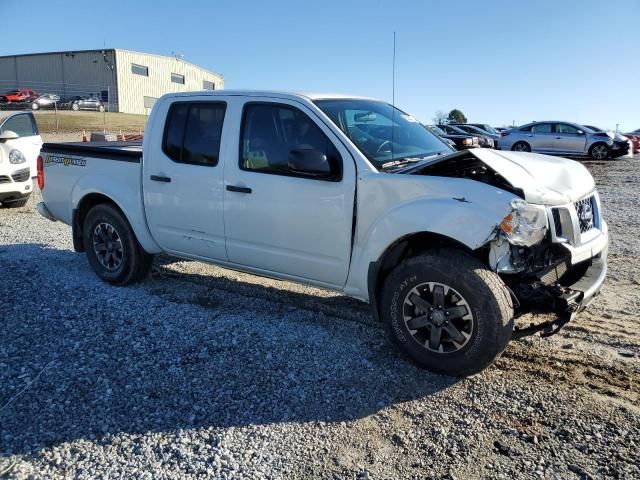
top-left (376, 140), bottom-right (393, 154)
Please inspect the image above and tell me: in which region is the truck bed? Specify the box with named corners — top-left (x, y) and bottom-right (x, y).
top-left (41, 142), bottom-right (143, 162)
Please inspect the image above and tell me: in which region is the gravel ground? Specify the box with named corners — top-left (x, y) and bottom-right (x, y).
top-left (0, 150), bottom-right (638, 479)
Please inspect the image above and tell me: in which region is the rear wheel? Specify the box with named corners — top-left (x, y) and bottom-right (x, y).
top-left (380, 249), bottom-right (514, 376)
top-left (589, 143), bottom-right (609, 160)
top-left (31, 102), bottom-right (39, 110)
top-left (83, 204), bottom-right (153, 285)
top-left (512, 141), bottom-right (531, 152)
top-left (72, 103), bottom-right (79, 111)
top-left (98, 105), bottom-right (105, 112)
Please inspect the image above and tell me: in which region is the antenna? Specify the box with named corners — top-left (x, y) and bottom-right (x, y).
top-left (391, 31), bottom-right (396, 161)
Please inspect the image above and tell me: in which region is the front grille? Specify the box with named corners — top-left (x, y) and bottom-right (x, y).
top-left (11, 168), bottom-right (30, 182)
top-left (0, 175), bottom-right (10, 184)
top-left (574, 195), bottom-right (596, 233)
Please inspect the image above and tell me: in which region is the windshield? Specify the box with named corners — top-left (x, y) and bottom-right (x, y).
top-left (427, 125), bottom-right (447, 136)
top-left (315, 99), bottom-right (451, 169)
top-left (474, 124), bottom-right (499, 135)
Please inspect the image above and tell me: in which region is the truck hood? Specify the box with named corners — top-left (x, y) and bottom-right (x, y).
top-left (464, 149), bottom-right (595, 204)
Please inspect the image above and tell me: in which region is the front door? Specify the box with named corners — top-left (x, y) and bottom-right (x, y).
top-left (0, 113), bottom-right (43, 177)
top-left (553, 123), bottom-right (588, 154)
top-left (143, 99), bottom-right (229, 261)
top-left (223, 98), bottom-right (356, 287)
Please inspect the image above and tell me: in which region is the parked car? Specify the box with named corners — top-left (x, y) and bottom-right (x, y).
top-left (0, 112), bottom-right (43, 178)
top-left (425, 124), bottom-right (478, 149)
top-left (438, 124), bottom-right (495, 148)
top-left (0, 131), bottom-right (32, 207)
top-left (29, 93), bottom-right (61, 110)
top-left (454, 123), bottom-right (502, 136)
top-left (0, 89), bottom-right (38, 103)
top-left (622, 131), bottom-right (640, 154)
top-left (451, 124), bottom-right (501, 147)
top-left (36, 90), bottom-right (608, 376)
top-left (61, 96), bottom-right (105, 112)
top-left (499, 121), bottom-right (627, 159)
top-left (583, 125), bottom-right (633, 158)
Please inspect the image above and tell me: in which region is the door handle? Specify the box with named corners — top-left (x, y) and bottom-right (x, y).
top-left (150, 175), bottom-right (171, 183)
top-left (226, 185), bottom-right (252, 194)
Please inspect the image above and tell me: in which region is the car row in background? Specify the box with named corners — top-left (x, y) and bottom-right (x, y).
top-left (425, 125), bottom-right (479, 149)
top-left (0, 90), bottom-right (105, 112)
top-left (499, 121), bottom-right (630, 159)
top-left (438, 124), bottom-right (496, 148)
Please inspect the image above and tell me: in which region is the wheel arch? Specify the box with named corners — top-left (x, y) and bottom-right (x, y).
top-left (367, 231), bottom-right (475, 322)
top-left (72, 192), bottom-right (159, 254)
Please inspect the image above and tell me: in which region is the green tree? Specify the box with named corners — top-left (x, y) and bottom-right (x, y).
top-left (447, 109), bottom-right (467, 124)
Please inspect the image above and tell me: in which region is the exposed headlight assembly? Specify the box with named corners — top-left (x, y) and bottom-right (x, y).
top-left (500, 199), bottom-right (548, 246)
top-left (9, 149), bottom-right (26, 164)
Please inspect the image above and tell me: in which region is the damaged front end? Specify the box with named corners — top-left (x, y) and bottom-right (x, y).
top-left (486, 197), bottom-right (608, 338)
top-left (409, 150), bottom-right (609, 338)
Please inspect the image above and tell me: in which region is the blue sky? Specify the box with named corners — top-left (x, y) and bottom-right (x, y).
top-left (2, 0), bottom-right (638, 130)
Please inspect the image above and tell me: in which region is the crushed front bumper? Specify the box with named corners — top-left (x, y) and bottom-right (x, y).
top-left (512, 248), bottom-right (607, 339)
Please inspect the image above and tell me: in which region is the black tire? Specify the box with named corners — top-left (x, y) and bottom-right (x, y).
top-left (589, 142), bottom-right (609, 160)
top-left (511, 141), bottom-right (531, 152)
top-left (1, 197), bottom-right (29, 208)
top-left (83, 203), bottom-right (153, 285)
top-left (380, 249), bottom-right (514, 376)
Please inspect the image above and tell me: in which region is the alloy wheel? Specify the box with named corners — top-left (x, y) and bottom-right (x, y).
top-left (402, 282), bottom-right (474, 353)
top-left (592, 144), bottom-right (608, 159)
top-left (92, 222), bottom-right (124, 271)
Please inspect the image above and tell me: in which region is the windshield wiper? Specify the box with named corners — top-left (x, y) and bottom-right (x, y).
top-left (380, 152), bottom-right (445, 171)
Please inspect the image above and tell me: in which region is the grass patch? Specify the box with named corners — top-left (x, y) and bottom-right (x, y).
top-left (33, 111), bottom-right (148, 134)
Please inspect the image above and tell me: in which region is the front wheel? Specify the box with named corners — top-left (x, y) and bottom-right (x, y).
top-left (380, 249), bottom-right (514, 376)
top-left (98, 105), bottom-right (105, 112)
top-left (83, 204), bottom-right (153, 285)
top-left (511, 141), bottom-right (531, 152)
top-left (72, 103), bottom-right (79, 111)
top-left (589, 143), bottom-right (609, 160)
top-left (31, 102), bottom-right (39, 110)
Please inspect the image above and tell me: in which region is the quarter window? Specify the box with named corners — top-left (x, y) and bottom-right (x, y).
top-left (171, 73), bottom-right (185, 85)
top-left (163, 102), bottom-right (226, 166)
top-left (240, 103), bottom-right (342, 180)
top-left (131, 63), bottom-right (149, 76)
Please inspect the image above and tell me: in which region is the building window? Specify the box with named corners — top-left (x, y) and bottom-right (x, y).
top-left (131, 63), bottom-right (149, 76)
top-left (203, 80), bottom-right (215, 90)
top-left (171, 73), bottom-right (185, 85)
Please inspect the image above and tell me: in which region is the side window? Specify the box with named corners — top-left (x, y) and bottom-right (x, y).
top-left (557, 124), bottom-right (579, 134)
top-left (162, 102), bottom-right (226, 166)
top-left (531, 123), bottom-right (552, 134)
top-left (520, 125), bottom-right (532, 132)
top-left (240, 103), bottom-right (342, 180)
top-left (2, 114), bottom-right (37, 137)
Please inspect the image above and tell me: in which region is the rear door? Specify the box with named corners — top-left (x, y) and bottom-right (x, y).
top-left (0, 113), bottom-right (43, 177)
top-left (526, 122), bottom-right (555, 151)
top-left (223, 98), bottom-right (356, 287)
top-left (553, 123), bottom-right (588, 154)
top-left (143, 98), bottom-right (229, 261)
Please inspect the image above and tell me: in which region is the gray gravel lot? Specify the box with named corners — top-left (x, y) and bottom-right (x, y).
top-left (0, 154), bottom-right (639, 479)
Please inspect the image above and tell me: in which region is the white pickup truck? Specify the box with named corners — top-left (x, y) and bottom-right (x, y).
top-left (36, 91), bottom-right (608, 376)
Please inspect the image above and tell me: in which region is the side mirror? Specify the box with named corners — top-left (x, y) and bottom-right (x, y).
top-left (0, 130), bottom-right (19, 142)
top-left (288, 148), bottom-right (331, 177)
top-left (576, 130), bottom-right (584, 135)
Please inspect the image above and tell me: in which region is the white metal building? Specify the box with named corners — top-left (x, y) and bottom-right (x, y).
top-left (0, 49), bottom-right (224, 115)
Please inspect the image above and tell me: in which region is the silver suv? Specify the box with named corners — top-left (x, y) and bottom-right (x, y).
top-left (499, 121), bottom-right (617, 159)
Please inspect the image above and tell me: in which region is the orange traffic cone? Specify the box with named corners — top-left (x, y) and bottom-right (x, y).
top-left (82, 129), bottom-right (87, 142)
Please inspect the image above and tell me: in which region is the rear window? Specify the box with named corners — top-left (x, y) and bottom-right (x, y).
top-left (1, 114), bottom-right (38, 137)
top-left (162, 102), bottom-right (226, 166)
